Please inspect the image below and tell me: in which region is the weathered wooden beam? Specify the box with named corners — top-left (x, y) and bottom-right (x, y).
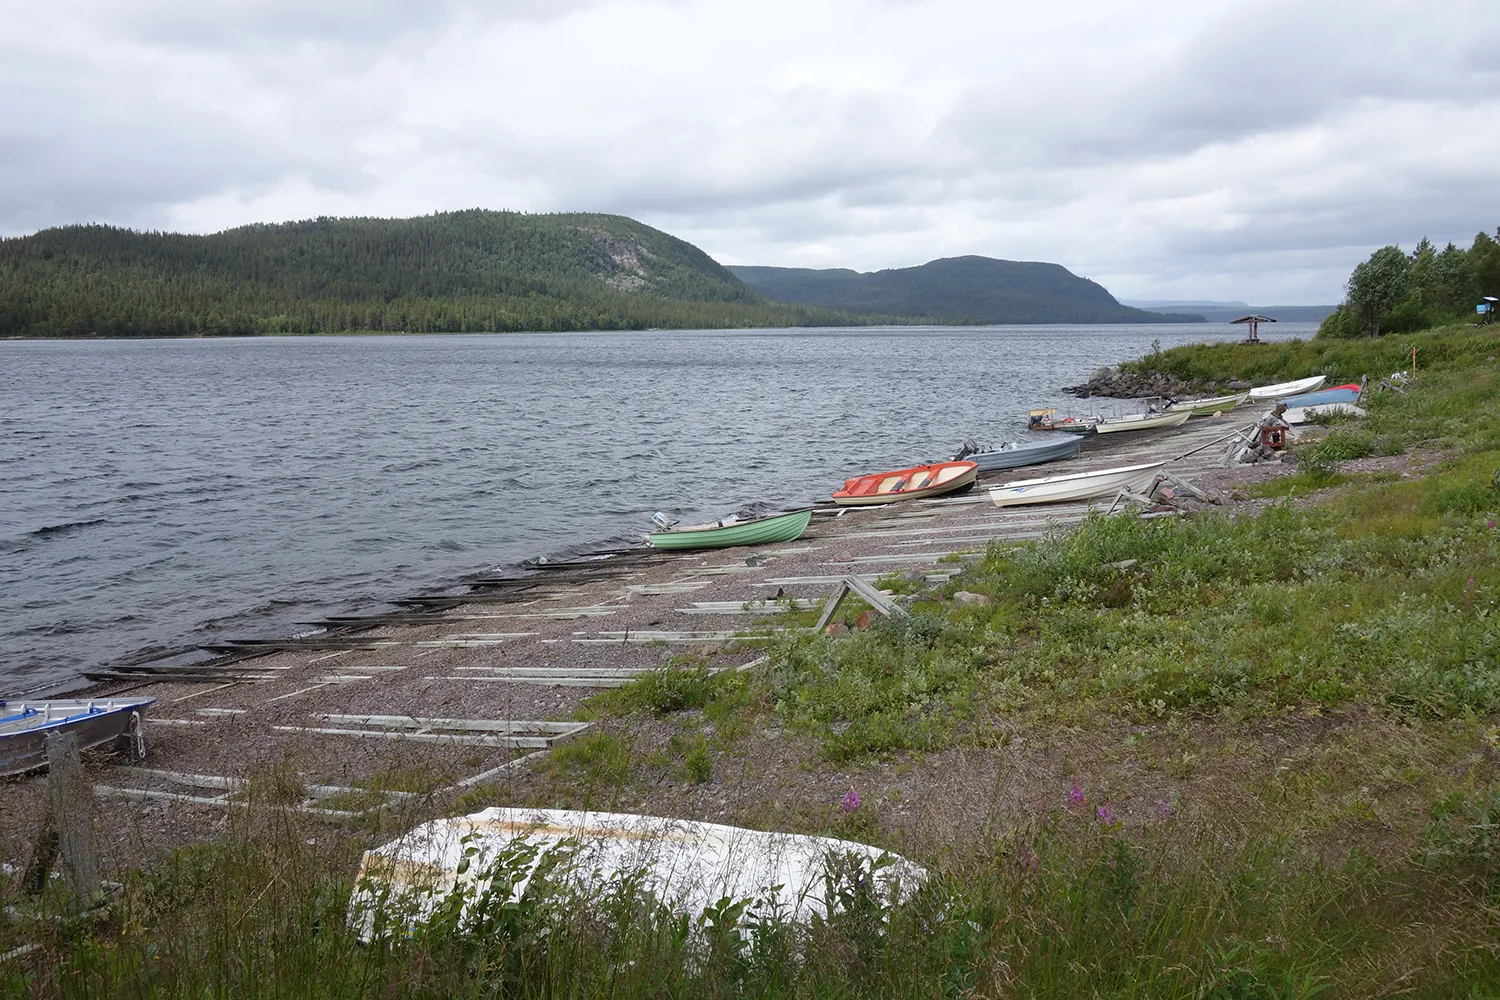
top-left (813, 575), bottom-right (906, 632)
top-left (46, 733), bottom-right (99, 904)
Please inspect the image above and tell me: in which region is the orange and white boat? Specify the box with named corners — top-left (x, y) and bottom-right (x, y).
top-left (831, 460), bottom-right (978, 506)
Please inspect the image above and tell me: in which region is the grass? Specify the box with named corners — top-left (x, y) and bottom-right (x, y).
top-left (7, 323), bottom-right (1500, 997)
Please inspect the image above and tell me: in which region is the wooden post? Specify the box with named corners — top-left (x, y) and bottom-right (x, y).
top-left (44, 732), bottom-right (100, 904)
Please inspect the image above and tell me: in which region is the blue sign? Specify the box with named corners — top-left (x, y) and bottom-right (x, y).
top-left (1481, 303), bottom-right (1493, 314)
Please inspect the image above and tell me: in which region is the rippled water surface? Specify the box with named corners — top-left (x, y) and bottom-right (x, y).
top-left (0, 324), bottom-right (1311, 693)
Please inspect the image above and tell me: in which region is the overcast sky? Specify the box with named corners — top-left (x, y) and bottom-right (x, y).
top-left (3, 0), bottom-right (1498, 303)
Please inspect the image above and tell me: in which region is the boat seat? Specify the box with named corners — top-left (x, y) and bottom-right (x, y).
top-left (908, 472), bottom-right (932, 490)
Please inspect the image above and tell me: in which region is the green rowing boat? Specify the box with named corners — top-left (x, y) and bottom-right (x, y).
top-left (648, 509), bottom-right (813, 551)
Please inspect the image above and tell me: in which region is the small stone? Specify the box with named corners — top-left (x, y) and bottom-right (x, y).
top-left (826, 622), bottom-right (850, 638)
top-left (951, 590), bottom-right (994, 606)
top-left (855, 610), bottom-right (876, 630)
top-left (1104, 559), bottom-right (1138, 571)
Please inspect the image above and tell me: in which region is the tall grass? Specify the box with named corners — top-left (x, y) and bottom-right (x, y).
top-left (7, 790), bottom-right (1499, 998)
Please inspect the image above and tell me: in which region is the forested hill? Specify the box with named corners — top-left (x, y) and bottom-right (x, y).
top-left (0, 211), bottom-right (858, 338)
top-left (729, 257), bottom-right (1205, 324)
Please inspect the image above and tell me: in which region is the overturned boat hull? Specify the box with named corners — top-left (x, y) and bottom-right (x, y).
top-left (350, 807), bottom-right (927, 941)
top-left (1248, 375), bottom-right (1327, 400)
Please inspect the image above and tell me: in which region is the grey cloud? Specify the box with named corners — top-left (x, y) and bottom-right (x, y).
top-left (947, 0), bottom-right (1500, 168)
top-left (101, 0), bottom-right (607, 49)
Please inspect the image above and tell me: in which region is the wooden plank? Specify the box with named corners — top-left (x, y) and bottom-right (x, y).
top-left (46, 733), bottom-right (99, 903)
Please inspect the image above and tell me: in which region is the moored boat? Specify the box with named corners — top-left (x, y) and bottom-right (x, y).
top-left (1167, 391), bottom-right (1249, 417)
top-left (649, 508), bottom-right (812, 550)
top-left (989, 461), bottom-right (1167, 507)
top-left (1093, 409), bottom-right (1191, 434)
top-left (954, 436), bottom-right (1083, 472)
top-left (1247, 375), bottom-right (1327, 400)
top-left (832, 461), bottom-right (978, 506)
top-left (1, 697), bottom-right (155, 777)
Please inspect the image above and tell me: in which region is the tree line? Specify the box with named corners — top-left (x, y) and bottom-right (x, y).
top-left (0, 211), bottom-right (865, 338)
top-left (1320, 227), bottom-right (1500, 338)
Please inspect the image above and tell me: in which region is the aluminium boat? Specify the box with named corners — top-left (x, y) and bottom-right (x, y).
top-left (989, 461), bottom-right (1168, 508)
top-left (0, 697), bottom-right (155, 777)
top-left (648, 508), bottom-right (812, 551)
top-left (954, 436), bottom-right (1083, 472)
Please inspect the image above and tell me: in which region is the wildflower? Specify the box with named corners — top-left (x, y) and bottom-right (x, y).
top-left (840, 787), bottom-right (860, 813)
top-left (1067, 784), bottom-right (1086, 808)
top-left (1489, 520), bottom-right (1496, 529)
top-left (1095, 804), bottom-right (1117, 825)
top-left (1155, 798), bottom-right (1174, 819)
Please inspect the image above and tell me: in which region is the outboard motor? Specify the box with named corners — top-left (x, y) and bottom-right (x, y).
top-left (650, 512), bottom-right (676, 530)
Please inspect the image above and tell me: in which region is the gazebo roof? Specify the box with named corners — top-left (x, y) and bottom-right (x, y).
top-left (1231, 314), bottom-right (1277, 324)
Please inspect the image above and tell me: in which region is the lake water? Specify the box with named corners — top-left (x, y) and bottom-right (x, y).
top-left (0, 323), bottom-right (1312, 694)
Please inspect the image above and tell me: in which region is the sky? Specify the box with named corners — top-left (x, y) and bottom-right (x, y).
top-left (3, 0), bottom-right (1498, 304)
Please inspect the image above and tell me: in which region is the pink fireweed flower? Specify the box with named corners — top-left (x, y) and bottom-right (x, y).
top-left (1095, 804), bottom-right (1117, 825)
top-left (840, 787), bottom-right (860, 813)
top-left (1067, 784), bottom-right (1086, 808)
top-left (1155, 799), bottom-right (1174, 819)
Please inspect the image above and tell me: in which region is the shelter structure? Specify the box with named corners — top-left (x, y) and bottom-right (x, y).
top-left (1231, 314), bottom-right (1276, 343)
top-left (1479, 297), bottom-right (1498, 324)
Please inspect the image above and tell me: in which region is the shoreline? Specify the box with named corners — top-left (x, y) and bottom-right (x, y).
top-left (4, 415), bottom-right (1285, 863)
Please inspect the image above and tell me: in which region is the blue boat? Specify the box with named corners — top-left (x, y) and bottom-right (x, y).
top-left (954, 435), bottom-right (1083, 472)
top-left (0, 697), bottom-right (155, 777)
top-left (1276, 386), bottom-right (1361, 409)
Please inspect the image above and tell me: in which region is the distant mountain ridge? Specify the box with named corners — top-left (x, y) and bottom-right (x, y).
top-left (1122, 300), bottom-right (1338, 324)
top-left (730, 257), bottom-right (1205, 324)
top-left (0, 210), bottom-right (859, 338)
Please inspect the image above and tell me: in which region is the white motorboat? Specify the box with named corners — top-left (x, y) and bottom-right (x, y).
top-left (1167, 392), bottom-right (1249, 417)
top-left (1247, 375), bottom-right (1326, 401)
top-left (1093, 409), bottom-right (1191, 434)
top-left (989, 461), bottom-right (1168, 507)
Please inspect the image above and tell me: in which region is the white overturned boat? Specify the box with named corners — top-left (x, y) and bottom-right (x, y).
top-left (990, 460), bottom-right (1167, 507)
top-left (1282, 402), bottom-right (1367, 425)
top-left (350, 807), bottom-right (926, 941)
top-left (1247, 375), bottom-right (1326, 401)
top-left (1093, 409), bottom-right (1191, 434)
top-left (1167, 391), bottom-right (1249, 418)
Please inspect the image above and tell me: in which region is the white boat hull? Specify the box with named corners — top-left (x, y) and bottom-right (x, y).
top-left (1094, 409), bottom-right (1191, 434)
top-left (990, 461), bottom-right (1168, 507)
top-left (350, 807), bottom-right (926, 941)
top-left (1247, 375), bottom-right (1326, 400)
top-left (1282, 402), bottom-right (1367, 425)
top-left (1167, 392), bottom-right (1249, 417)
